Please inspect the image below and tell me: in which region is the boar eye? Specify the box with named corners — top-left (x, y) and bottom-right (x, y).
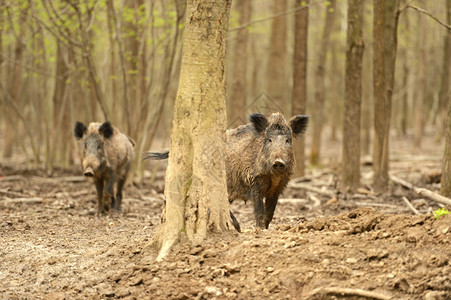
top-left (268, 138), bottom-right (272, 143)
top-left (286, 139), bottom-right (290, 143)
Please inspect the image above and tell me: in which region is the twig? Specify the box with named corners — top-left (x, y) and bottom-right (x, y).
top-left (309, 287), bottom-right (392, 300)
top-left (229, 0), bottom-right (330, 32)
top-left (390, 175), bottom-right (414, 190)
top-left (308, 193), bottom-right (321, 207)
top-left (288, 182), bottom-right (335, 197)
top-left (415, 188), bottom-right (451, 207)
top-left (402, 196), bottom-right (420, 215)
top-left (406, 5), bottom-right (451, 30)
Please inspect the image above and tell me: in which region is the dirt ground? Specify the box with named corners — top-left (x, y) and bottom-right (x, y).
top-left (1, 130), bottom-right (450, 300)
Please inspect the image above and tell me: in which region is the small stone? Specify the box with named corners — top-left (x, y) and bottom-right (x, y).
top-left (205, 286), bottom-right (221, 296)
top-left (387, 273), bottom-right (395, 279)
top-left (346, 258), bottom-right (357, 264)
top-left (284, 241), bottom-right (296, 249)
top-left (266, 267), bottom-right (275, 273)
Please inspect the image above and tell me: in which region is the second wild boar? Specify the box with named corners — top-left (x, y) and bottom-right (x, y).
top-left (74, 121), bottom-right (135, 214)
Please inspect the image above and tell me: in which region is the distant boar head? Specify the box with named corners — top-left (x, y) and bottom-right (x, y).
top-left (74, 121), bottom-right (114, 177)
top-left (250, 113), bottom-right (309, 174)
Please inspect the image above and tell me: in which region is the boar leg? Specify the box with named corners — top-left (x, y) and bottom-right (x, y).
top-left (115, 175), bottom-right (127, 212)
top-left (103, 175), bottom-right (117, 213)
top-left (251, 189), bottom-right (266, 228)
top-left (264, 196), bottom-right (279, 229)
top-left (94, 178), bottom-right (105, 214)
top-left (229, 210), bottom-right (241, 232)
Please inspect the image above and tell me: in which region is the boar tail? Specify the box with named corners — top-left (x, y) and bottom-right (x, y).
top-left (143, 150), bottom-right (169, 160)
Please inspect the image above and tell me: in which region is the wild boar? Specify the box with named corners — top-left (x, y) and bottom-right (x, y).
top-left (145, 113), bottom-right (309, 230)
top-left (74, 121), bottom-right (135, 214)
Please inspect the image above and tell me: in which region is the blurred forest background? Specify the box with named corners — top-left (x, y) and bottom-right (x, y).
top-left (0, 0), bottom-right (449, 189)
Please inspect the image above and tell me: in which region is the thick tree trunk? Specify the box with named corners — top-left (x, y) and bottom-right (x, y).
top-left (310, 0), bottom-right (336, 166)
top-left (441, 96), bottom-right (451, 197)
top-left (291, 0), bottom-right (309, 177)
top-left (267, 0), bottom-right (288, 115)
top-left (342, 0), bottom-right (364, 190)
top-left (372, 0), bottom-right (399, 192)
top-left (154, 0), bottom-right (232, 261)
top-left (228, 0), bottom-right (251, 127)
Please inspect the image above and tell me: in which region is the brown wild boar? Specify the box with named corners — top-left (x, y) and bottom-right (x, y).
top-left (74, 121), bottom-right (135, 214)
top-left (145, 113), bottom-right (309, 230)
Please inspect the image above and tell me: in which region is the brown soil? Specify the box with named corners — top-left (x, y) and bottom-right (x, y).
top-left (1, 132), bottom-right (450, 300)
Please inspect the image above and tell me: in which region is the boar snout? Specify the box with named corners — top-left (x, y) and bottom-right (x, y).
top-left (272, 158), bottom-right (286, 171)
top-left (84, 167), bottom-right (94, 177)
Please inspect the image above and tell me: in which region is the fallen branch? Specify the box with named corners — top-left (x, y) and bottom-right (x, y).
top-left (288, 182), bottom-right (335, 197)
top-left (355, 202), bottom-right (399, 209)
top-left (415, 188), bottom-right (451, 207)
top-left (0, 189), bottom-right (30, 198)
top-left (3, 197), bottom-right (43, 204)
top-left (402, 196), bottom-right (420, 215)
top-left (309, 287), bottom-right (392, 300)
top-left (390, 175), bottom-right (414, 190)
top-left (278, 198), bottom-right (309, 204)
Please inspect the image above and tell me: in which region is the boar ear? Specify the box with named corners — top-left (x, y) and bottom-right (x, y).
top-left (289, 115), bottom-right (309, 137)
top-left (249, 113), bottom-right (269, 133)
top-left (99, 121), bottom-right (114, 139)
top-left (74, 122), bottom-right (87, 140)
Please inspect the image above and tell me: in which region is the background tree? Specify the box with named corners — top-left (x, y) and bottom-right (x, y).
top-left (441, 96), bottom-right (451, 197)
top-left (342, 0), bottom-right (364, 190)
top-left (228, 0), bottom-right (251, 126)
top-left (310, 0), bottom-right (336, 166)
top-left (291, 1), bottom-right (309, 177)
top-left (152, 0), bottom-right (233, 261)
top-left (266, 0), bottom-right (288, 115)
top-left (372, 0), bottom-right (399, 192)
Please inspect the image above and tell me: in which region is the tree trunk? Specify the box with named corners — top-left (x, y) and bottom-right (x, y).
top-left (441, 94), bottom-right (451, 197)
top-left (436, 0), bottom-right (451, 139)
top-left (3, 4), bottom-right (28, 158)
top-left (228, 0), bottom-right (251, 127)
top-left (267, 0), bottom-right (288, 115)
top-left (153, 0), bottom-right (233, 261)
top-left (361, 0), bottom-right (372, 155)
top-left (413, 13), bottom-right (425, 148)
top-left (50, 42), bottom-right (70, 168)
top-left (342, 0), bottom-right (364, 190)
top-left (310, 0), bottom-right (336, 166)
top-left (291, 0), bottom-right (309, 177)
top-left (372, 0), bottom-right (399, 192)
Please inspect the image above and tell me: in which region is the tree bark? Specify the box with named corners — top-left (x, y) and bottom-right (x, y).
top-left (342, 0), bottom-right (364, 190)
top-left (153, 0), bottom-right (233, 261)
top-left (291, 0), bottom-right (309, 177)
top-left (310, 0), bottom-right (336, 166)
top-left (228, 0), bottom-right (251, 127)
top-left (267, 0), bottom-right (288, 115)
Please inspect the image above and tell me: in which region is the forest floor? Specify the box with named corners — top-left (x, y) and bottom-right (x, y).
top-left (0, 129), bottom-right (450, 300)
